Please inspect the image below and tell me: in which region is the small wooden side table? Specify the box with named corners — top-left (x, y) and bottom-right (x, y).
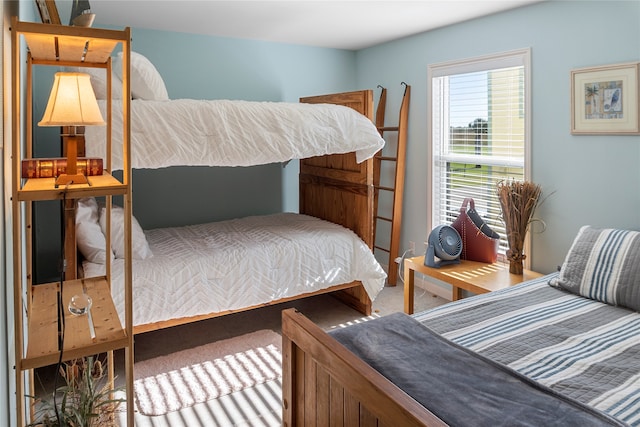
top-left (403, 256), bottom-right (543, 314)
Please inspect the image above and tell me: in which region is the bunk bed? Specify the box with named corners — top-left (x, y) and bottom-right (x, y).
top-left (282, 225), bottom-right (640, 426)
top-left (72, 80), bottom-right (387, 333)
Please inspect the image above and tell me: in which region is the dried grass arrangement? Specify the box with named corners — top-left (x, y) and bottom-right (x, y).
top-left (497, 179), bottom-right (542, 274)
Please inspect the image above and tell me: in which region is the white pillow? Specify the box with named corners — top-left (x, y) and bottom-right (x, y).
top-left (76, 197), bottom-right (99, 224)
top-left (66, 66), bottom-right (123, 100)
top-left (114, 51), bottom-right (169, 100)
top-left (76, 197), bottom-right (113, 264)
top-left (99, 205), bottom-right (153, 260)
top-left (76, 221), bottom-right (113, 264)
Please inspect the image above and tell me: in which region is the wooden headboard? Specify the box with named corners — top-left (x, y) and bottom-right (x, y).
top-left (299, 90), bottom-right (375, 247)
top-left (299, 90), bottom-right (377, 314)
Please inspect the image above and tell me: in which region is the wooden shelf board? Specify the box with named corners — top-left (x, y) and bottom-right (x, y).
top-left (15, 20), bottom-right (128, 64)
top-left (17, 173), bottom-right (127, 201)
top-left (23, 276), bottom-right (128, 371)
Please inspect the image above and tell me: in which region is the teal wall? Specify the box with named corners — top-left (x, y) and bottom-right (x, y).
top-left (130, 28), bottom-right (358, 103)
top-left (356, 0), bottom-right (640, 274)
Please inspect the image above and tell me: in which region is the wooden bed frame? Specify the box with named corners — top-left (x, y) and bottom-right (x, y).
top-left (282, 308), bottom-right (447, 426)
top-left (66, 89), bottom-right (380, 334)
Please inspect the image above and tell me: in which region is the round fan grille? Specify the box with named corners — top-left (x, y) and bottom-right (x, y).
top-left (434, 225), bottom-right (462, 259)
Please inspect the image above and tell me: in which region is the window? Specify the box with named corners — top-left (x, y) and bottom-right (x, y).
top-left (428, 49), bottom-right (531, 255)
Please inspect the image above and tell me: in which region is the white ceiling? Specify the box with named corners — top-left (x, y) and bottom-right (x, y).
top-left (88, 0), bottom-right (543, 51)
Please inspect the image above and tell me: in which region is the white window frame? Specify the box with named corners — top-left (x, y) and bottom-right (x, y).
top-left (427, 48), bottom-right (532, 264)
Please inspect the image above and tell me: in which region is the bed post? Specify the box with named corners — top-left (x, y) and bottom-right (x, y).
top-left (282, 332), bottom-right (295, 426)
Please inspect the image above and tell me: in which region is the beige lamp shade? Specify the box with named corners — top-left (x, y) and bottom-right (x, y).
top-left (38, 72), bottom-right (106, 127)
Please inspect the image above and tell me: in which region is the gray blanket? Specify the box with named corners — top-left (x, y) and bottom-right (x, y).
top-left (330, 312), bottom-right (626, 427)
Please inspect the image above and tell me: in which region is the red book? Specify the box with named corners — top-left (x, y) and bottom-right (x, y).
top-left (21, 157), bottom-right (104, 178)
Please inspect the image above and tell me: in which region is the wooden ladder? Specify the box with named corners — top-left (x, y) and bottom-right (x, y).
top-left (373, 82), bottom-right (410, 286)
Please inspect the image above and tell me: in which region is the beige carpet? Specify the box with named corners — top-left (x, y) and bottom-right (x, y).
top-left (133, 329), bottom-right (282, 416)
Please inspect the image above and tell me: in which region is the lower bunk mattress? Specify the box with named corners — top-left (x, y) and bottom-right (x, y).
top-left (82, 212), bottom-right (386, 329)
top-left (332, 273), bottom-right (640, 426)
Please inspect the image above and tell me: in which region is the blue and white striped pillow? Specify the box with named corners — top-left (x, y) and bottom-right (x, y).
top-left (550, 226), bottom-right (640, 311)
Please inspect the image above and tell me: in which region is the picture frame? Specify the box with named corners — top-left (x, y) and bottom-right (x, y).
top-left (34, 0), bottom-right (61, 25)
top-left (571, 62), bottom-right (640, 135)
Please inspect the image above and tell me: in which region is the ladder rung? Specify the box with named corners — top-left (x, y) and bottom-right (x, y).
top-left (375, 156), bottom-right (397, 161)
top-left (375, 185), bottom-right (394, 192)
top-left (376, 216), bottom-right (392, 222)
top-left (378, 126), bottom-right (399, 132)
top-left (374, 245), bottom-right (390, 253)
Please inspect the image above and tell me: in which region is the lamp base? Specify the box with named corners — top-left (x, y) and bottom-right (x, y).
top-left (55, 173), bottom-right (89, 188)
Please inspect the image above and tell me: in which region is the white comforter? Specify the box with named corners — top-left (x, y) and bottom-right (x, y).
top-left (82, 213), bottom-right (387, 328)
top-left (85, 99), bottom-right (385, 170)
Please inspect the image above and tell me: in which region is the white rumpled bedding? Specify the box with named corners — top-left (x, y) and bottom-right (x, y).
top-left (82, 213), bottom-right (387, 328)
top-left (84, 99), bottom-right (385, 170)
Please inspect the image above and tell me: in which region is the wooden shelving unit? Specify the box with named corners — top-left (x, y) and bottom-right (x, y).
top-left (10, 18), bottom-right (133, 426)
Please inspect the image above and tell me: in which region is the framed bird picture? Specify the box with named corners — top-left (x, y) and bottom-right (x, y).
top-left (571, 62), bottom-right (640, 135)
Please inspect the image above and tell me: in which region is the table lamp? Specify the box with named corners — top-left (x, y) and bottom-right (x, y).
top-left (38, 72), bottom-right (105, 187)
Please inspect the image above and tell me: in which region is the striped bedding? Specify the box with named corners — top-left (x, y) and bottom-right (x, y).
top-left (415, 272), bottom-right (640, 426)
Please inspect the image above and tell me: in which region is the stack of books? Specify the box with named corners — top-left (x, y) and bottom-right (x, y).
top-left (21, 157), bottom-right (103, 179)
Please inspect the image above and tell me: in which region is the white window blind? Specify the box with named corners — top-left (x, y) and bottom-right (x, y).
top-left (428, 49), bottom-right (531, 255)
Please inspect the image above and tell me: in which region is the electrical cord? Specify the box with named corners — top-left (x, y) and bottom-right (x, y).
top-left (52, 187), bottom-right (70, 425)
top-left (396, 247), bottom-right (428, 299)
top-left (396, 248), bottom-right (413, 286)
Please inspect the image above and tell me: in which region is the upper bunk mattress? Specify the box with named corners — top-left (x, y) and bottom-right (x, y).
top-left (84, 99), bottom-right (385, 170)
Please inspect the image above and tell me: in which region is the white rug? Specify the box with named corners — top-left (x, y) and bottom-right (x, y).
top-left (133, 330), bottom-right (282, 416)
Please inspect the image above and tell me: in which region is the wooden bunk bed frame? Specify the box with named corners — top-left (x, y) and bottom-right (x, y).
top-left (65, 89), bottom-right (379, 334)
top-left (282, 308), bottom-right (446, 427)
